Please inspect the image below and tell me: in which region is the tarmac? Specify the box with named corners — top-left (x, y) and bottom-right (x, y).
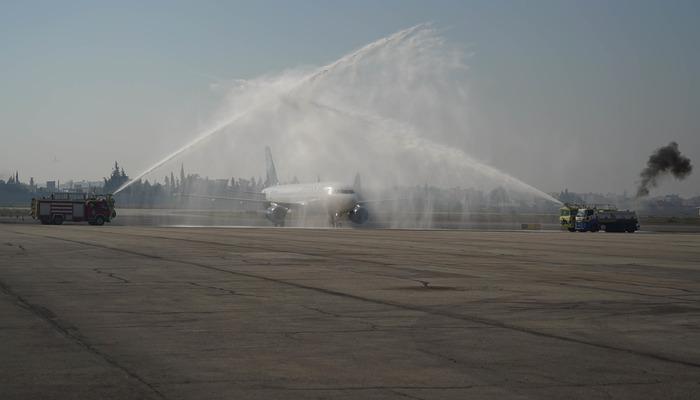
top-left (1, 224), bottom-right (699, 399)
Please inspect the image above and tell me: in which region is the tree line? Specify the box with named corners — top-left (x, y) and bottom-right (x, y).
top-left (2, 162), bottom-right (698, 215)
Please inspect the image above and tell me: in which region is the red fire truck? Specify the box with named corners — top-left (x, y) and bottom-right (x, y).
top-left (30, 193), bottom-right (116, 225)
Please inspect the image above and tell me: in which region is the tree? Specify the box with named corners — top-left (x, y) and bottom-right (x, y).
top-left (488, 186), bottom-right (509, 209)
top-left (558, 188), bottom-right (583, 204)
top-left (103, 161), bottom-right (129, 193)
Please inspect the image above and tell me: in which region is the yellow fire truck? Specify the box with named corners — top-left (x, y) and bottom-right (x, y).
top-left (559, 203), bottom-right (581, 232)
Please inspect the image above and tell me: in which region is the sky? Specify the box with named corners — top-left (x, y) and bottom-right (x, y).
top-left (1, 0), bottom-right (699, 196)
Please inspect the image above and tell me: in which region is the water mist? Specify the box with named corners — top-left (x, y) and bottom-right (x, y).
top-left (117, 24), bottom-right (561, 227)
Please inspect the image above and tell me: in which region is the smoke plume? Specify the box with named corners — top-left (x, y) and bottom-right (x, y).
top-left (636, 142), bottom-right (693, 197)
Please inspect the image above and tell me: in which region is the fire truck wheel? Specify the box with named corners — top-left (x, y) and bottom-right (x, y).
top-left (52, 215), bottom-right (64, 225)
top-left (94, 216), bottom-right (105, 226)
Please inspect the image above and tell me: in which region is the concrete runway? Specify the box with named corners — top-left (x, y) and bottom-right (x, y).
top-left (1, 225), bottom-right (699, 399)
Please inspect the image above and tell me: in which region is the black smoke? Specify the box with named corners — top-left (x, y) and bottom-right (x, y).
top-left (636, 142), bottom-right (693, 197)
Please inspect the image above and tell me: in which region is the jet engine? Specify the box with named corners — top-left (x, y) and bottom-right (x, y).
top-left (348, 204), bottom-right (369, 224)
top-left (265, 205), bottom-right (288, 226)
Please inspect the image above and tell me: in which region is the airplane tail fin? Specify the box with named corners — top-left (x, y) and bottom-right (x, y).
top-left (264, 146), bottom-right (279, 187)
top-left (353, 172), bottom-right (362, 193)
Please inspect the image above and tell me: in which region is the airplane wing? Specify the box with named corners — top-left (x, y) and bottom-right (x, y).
top-left (272, 196), bottom-right (324, 208)
top-left (357, 197), bottom-right (402, 205)
top-left (177, 193), bottom-right (316, 209)
top-left (177, 193), bottom-right (269, 204)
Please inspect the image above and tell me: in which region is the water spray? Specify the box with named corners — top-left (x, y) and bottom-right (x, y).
top-left (114, 24), bottom-right (428, 195)
top-left (291, 96), bottom-right (561, 204)
top-left (116, 24), bottom-right (561, 209)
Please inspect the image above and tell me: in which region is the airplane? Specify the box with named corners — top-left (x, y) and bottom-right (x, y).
top-left (184, 147), bottom-right (370, 227)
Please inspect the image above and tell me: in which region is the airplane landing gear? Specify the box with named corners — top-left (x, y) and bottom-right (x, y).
top-left (328, 212), bottom-right (343, 228)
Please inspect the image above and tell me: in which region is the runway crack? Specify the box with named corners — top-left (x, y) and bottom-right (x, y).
top-left (187, 282), bottom-right (264, 298)
top-left (302, 305), bottom-right (379, 331)
top-left (390, 389), bottom-right (429, 400)
top-left (0, 278), bottom-right (167, 400)
top-left (93, 268), bottom-right (130, 283)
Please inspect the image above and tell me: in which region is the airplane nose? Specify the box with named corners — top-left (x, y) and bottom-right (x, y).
top-left (335, 194), bottom-right (354, 209)
top-left (328, 194), bottom-right (358, 212)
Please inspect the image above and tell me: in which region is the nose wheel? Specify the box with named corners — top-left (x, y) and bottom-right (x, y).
top-left (328, 212), bottom-right (343, 228)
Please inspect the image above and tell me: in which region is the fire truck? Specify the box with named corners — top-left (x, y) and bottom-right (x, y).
top-left (574, 205), bottom-right (639, 233)
top-left (30, 193), bottom-right (116, 225)
top-left (559, 203), bottom-right (583, 232)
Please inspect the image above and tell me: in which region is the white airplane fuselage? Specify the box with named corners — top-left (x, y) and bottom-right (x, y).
top-left (256, 147), bottom-right (368, 226)
top-left (261, 181), bottom-right (358, 214)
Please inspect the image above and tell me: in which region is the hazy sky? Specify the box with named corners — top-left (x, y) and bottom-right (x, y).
top-left (1, 0), bottom-right (699, 196)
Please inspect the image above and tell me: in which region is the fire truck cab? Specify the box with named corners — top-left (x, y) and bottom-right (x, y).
top-left (31, 193), bottom-right (116, 225)
top-left (559, 203), bottom-right (582, 232)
